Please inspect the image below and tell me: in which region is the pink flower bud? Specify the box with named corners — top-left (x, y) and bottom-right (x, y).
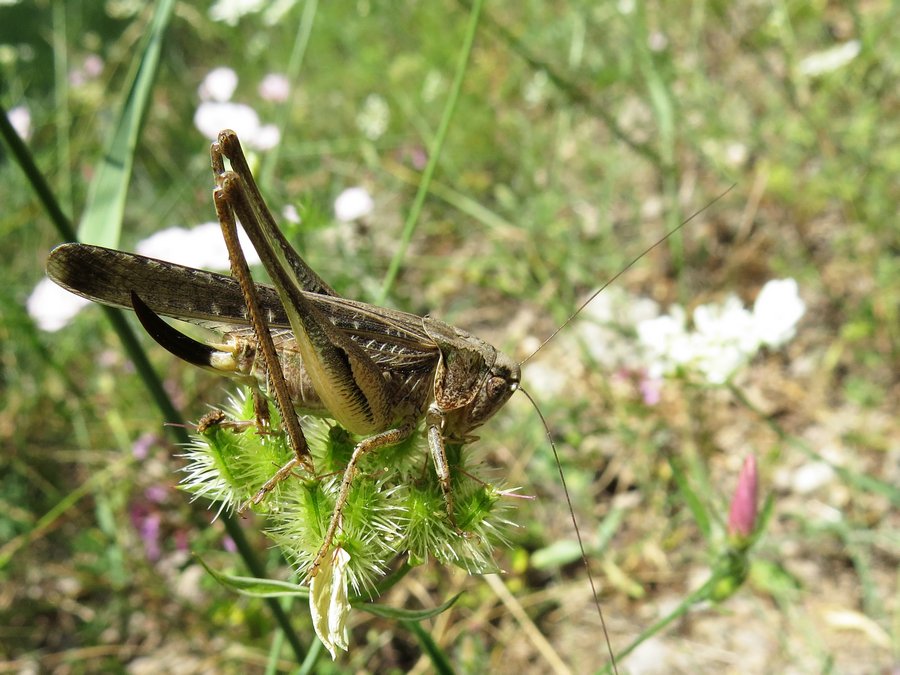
top-left (727, 454), bottom-right (758, 538)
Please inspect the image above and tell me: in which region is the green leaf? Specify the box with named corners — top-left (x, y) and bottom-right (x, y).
top-left (595, 505), bottom-right (626, 552)
top-left (668, 455), bottom-right (711, 540)
top-left (77, 0), bottom-right (176, 247)
top-left (196, 555), bottom-right (310, 598)
top-left (358, 592), bottom-right (464, 621)
top-left (749, 559), bottom-right (802, 598)
top-left (531, 539), bottom-right (582, 569)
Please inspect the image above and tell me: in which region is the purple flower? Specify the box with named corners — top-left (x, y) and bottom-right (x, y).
top-left (145, 484), bottom-right (168, 504)
top-left (130, 503), bottom-right (162, 561)
top-left (131, 432), bottom-right (157, 460)
top-left (639, 373), bottom-right (663, 406)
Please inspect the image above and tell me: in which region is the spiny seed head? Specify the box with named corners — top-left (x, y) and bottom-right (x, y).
top-left (180, 387), bottom-right (519, 591)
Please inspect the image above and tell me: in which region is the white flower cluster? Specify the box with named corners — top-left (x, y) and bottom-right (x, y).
top-left (637, 279), bottom-right (806, 384)
top-left (355, 93), bottom-right (390, 141)
top-left (27, 278), bottom-right (92, 332)
top-left (194, 67), bottom-right (282, 150)
top-left (208, 0), bottom-right (295, 26)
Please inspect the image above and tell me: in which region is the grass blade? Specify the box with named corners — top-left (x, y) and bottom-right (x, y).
top-left (77, 0), bottom-right (176, 247)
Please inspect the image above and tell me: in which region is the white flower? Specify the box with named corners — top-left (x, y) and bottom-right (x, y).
top-left (636, 306), bottom-right (692, 378)
top-left (282, 204), bottom-right (301, 224)
top-left (334, 187), bottom-right (373, 222)
top-left (135, 222), bottom-right (261, 269)
top-left (355, 94), bottom-right (390, 141)
top-left (798, 40), bottom-right (861, 77)
top-left (695, 340), bottom-right (750, 385)
top-left (198, 67), bottom-right (238, 102)
top-left (643, 297), bottom-right (758, 384)
top-left (524, 360), bottom-right (568, 397)
top-left (725, 141), bottom-right (748, 167)
top-left (83, 54), bottom-right (104, 78)
top-left (648, 31), bottom-right (668, 52)
top-left (69, 55), bottom-right (104, 88)
top-left (194, 100), bottom-right (280, 151)
top-left (421, 70), bottom-right (444, 103)
top-left (8, 105), bottom-right (31, 141)
top-left (694, 295), bottom-right (760, 355)
top-left (194, 101), bottom-right (251, 141)
top-left (195, 101), bottom-right (256, 140)
top-left (208, 0), bottom-right (265, 25)
top-left (28, 277), bottom-right (91, 332)
top-left (753, 278), bottom-right (805, 348)
top-left (250, 123), bottom-right (280, 151)
top-left (791, 461), bottom-right (835, 494)
top-left (523, 70), bottom-right (550, 107)
top-left (309, 547), bottom-right (351, 659)
top-left (259, 73), bottom-right (290, 103)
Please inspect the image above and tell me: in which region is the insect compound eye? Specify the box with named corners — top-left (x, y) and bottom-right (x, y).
top-left (487, 375), bottom-right (510, 399)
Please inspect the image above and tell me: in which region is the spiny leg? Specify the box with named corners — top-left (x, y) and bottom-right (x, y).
top-left (216, 129), bottom-right (338, 298)
top-left (307, 424), bottom-right (414, 578)
top-left (213, 132), bottom-right (416, 561)
top-left (211, 143), bottom-right (315, 503)
top-left (217, 153), bottom-right (403, 443)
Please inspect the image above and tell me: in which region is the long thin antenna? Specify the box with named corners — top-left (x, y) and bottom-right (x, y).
top-left (519, 385), bottom-right (618, 674)
top-left (520, 186), bottom-right (735, 366)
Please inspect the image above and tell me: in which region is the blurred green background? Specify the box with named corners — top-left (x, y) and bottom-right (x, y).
top-left (1, 1), bottom-right (897, 672)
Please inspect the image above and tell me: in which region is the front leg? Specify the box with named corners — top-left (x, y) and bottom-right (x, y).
top-left (426, 405), bottom-right (461, 532)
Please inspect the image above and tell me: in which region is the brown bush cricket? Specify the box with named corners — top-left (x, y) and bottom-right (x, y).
top-left (48, 129), bottom-right (725, 669)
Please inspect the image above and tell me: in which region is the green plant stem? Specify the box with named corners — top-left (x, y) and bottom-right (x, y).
top-left (403, 619), bottom-right (455, 675)
top-left (260, 0), bottom-right (318, 187)
top-left (0, 104), bottom-right (76, 240)
top-left (77, 0), bottom-right (175, 247)
top-left (222, 516), bottom-right (309, 661)
top-left (51, 0), bottom-right (72, 215)
top-left (377, 0), bottom-right (485, 303)
top-left (0, 103), bottom-right (181, 427)
top-left (296, 638), bottom-right (325, 675)
top-left (604, 577), bottom-right (715, 672)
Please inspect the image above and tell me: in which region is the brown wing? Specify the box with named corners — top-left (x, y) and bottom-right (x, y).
top-left (47, 243), bottom-right (440, 374)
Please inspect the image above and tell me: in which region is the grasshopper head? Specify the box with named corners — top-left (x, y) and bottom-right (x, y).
top-left (447, 350), bottom-right (520, 439)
